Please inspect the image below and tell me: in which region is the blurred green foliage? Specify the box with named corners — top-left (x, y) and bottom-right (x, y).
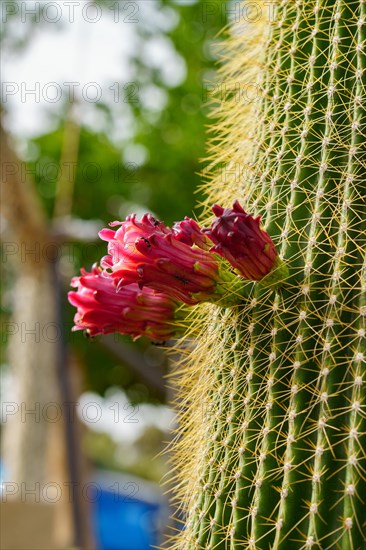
top-left (84, 425), bottom-right (167, 482)
top-left (1, 0), bottom-right (228, 477)
top-left (29, 0), bottom-right (227, 225)
top-left (2, 0), bottom-right (228, 405)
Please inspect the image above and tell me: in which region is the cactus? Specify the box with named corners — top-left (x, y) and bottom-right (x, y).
top-left (170, 1), bottom-right (365, 548)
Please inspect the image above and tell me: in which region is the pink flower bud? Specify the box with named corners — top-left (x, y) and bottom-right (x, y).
top-left (205, 200), bottom-right (278, 281)
top-left (68, 264), bottom-right (176, 341)
top-left (172, 217), bottom-right (209, 249)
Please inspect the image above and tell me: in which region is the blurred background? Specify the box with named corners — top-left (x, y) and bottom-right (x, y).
top-left (0, 0), bottom-right (230, 548)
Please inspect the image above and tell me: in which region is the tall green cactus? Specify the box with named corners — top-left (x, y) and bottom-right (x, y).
top-left (171, 1), bottom-right (365, 548)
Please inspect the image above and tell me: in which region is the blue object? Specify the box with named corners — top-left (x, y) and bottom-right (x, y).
top-left (91, 471), bottom-right (166, 550)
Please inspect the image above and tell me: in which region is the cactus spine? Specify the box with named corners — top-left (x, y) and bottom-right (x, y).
top-left (171, 1), bottom-right (365, 548)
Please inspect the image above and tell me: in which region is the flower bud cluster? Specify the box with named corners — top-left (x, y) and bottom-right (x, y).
top-left (69, 202), bottom-right (278, 341)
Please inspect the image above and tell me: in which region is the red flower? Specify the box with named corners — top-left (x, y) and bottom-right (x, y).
top-left (99, 214), bottom-right (224, 305)
top-left (68, 264), bottom-right (176, 341)
top-left (205, 200), bottom-right (278, 281)
top-left (99, 213), bottom-right (170, 271)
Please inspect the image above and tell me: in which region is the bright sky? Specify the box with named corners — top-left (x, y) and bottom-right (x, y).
top-left (78, 389), bottom-right (175, 444)
top-left (1, 0), bottom-right (186, 141)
